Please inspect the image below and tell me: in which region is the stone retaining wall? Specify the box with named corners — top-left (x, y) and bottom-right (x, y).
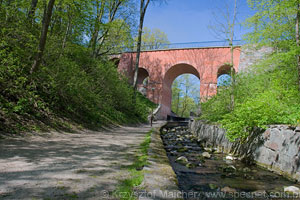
top-left (238, 45), bottom-right (273, 72)
top-left (141, 124), bottom-right (182, 200)
top-left (189, 120), bottom-right (300, 182)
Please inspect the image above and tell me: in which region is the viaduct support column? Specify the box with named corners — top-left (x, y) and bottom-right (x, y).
top-left (200, 82), bottom-right (217, 101)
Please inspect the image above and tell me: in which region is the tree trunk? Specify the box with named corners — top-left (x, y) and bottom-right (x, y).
top-left (94, 0), bottom-right (122, 57)
top-left (61, 21), bottom-right (71, 50)
top-left (133, 0), bottom-right (150, 93)
top-left (296, 2), bottom-right (300, 91)
top-left (28, 0), bottom-right (38, 24)
top-left (180, 97), bottom-right (187, 117)
top-left (176, 91), bottom-right (180, 114)
top-left (60, 12), bottom-right (72, 57)
top-left (229, 0), bottom-right (237, 111)
top-left (180, 96), bottom-right (188, 117)
top-left (30, 0), bottom-right (56, 74)
top-left (180, 81), bottom-right (189, 117)
top-left (90, 0), bottom-right (105, 57)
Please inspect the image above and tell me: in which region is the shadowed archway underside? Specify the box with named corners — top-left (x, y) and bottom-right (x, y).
top-left (161, 64), bottom-right (200, 118)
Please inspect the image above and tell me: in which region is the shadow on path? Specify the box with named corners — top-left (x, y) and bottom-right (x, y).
top-left (0, 123), bottom-right (163, 199)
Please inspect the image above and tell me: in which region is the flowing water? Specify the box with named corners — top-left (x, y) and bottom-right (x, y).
top-left (160, 125), bottom-right (300, 200)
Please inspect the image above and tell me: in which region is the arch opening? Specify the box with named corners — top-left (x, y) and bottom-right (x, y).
top-left (160, 63), bottom-right (200, 119)
top-left (171, 74), bottom-right (200, 118)
top-left (217, 74), bottom-right (231, 87)
top-left (110, 58), bottom-right (120, 68)
top-left (217, 65), bottom-right (234, 87)
top-left (137, 68), bottom-right (149, 96)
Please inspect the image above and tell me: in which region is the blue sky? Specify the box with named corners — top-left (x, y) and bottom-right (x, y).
top-left (144, 0), bottom-right (255, 43)
top-left (142, 0), bottom-right (256, 103)
top-left (144, 0), bottom-right (254, 101)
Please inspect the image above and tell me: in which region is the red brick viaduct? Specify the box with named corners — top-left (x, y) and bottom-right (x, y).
top-left (115, 47), bottom-right (241, 119)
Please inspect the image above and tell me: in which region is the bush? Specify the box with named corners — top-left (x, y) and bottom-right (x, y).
top-left (0, 27), bottom-right (153, 134)
top-left (0, 2), bottom-right (154, 135)
top-left (200, 54), bottom-right (300, 141)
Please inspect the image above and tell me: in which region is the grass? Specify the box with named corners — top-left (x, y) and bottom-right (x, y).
top-left (113, 129), bottom-right (153, 200)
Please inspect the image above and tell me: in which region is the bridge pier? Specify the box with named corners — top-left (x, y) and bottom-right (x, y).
top-left (117, 47), bottom-right (241, 119)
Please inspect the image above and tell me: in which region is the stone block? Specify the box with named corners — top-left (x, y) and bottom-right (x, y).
top-left (189, 121), bottom-right (300, 182)
top-left (265, 128), bottom-right (284, 150)
top-left (254, 146), bottom-right (277, 166)
top-left (264, 141), bottom-right (279, 151)
top-left (273, 153), bottom-right (293, 174)
top-left (263, 129), bottom-right (271, 140)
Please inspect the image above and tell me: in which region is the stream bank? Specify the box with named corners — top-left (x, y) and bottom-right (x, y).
top-left (189, 120), bottom-right (300, 182)
top-left (160, 123), bottom-right (300, 200)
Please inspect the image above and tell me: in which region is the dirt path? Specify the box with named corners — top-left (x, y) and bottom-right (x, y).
top-left (0, 122), bottom-right (163, 200)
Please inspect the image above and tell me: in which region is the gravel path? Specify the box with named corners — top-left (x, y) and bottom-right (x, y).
top-left (0, 122), bottom-right (162, 200)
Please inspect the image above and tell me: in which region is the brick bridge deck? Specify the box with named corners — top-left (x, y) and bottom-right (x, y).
top-left (115, 46), bottom-right (241, 119)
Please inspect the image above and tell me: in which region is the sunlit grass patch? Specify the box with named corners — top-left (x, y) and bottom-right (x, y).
top-left (113, 130), bottom-right (153, 200)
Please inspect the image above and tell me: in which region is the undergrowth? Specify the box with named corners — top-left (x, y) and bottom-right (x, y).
top-left (200, 53), bottom-right (300, 142)
top-left (0, 2), bottom-right (155, 136)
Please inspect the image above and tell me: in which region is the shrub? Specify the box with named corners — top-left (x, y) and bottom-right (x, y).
top-left (200, 54), bottom-right (300, 141)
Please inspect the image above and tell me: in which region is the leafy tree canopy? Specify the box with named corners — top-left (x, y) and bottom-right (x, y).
top-left (200, 0), bottom-right (300, 141)
top-left (135, 27), bottom-right (170, 50)
top-left (171, 74), bottom-right (200, 118)
top-left (0, 0), bottom-right (154, 135)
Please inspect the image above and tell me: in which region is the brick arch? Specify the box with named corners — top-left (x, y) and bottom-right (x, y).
top-left (160, 63), bottom-right (200, 119)
top-left (108, 54), bottom-right (121, 68)
top-left (217, 64), bottom-right (235, 77)
top-left (137, 67), bottom-right (149, 85)
top-left (137, 67), bottom-right (149, 96)
top-left (110, 58), bottom-right (120, 67)
top-left (163, 63), bottom-right (200, 86)
top-left (117, 47), bottom-right (241, 119)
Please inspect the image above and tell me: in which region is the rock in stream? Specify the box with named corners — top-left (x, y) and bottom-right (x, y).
top-left (161, 124), bottom-right (300, 200)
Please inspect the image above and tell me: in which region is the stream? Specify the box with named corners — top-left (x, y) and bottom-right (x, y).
top-left (160, 125), bottom-right (300, 200)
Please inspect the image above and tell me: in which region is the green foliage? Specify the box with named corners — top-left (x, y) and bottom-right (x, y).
top-left (200, 0), bottom-right (300, 141)
top-left (0, 0), bottom-right (153, 135)
top-left (114, 130), bottom-right (152, 200)
top-left (200, 87), bottom-right (232, 122)
top-left (136, 27), bottom-right (170, 50)
top-left (245, 0), bottom-right (298, 51)
top-left (201, 55), bottom-right (300, 141)
top-left (171, 74), bottom-right (200, 117)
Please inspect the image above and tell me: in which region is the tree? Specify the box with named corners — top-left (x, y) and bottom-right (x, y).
top-left (0, 0), bottom-right (153, 134)
top-left (171, 79), bottom-right (181, 114)
top-left (133, 0), bottom-right (151, 93)
top-left (28, 0), bottom-right (38, 24)
top-left (245, 0), bottom-right (300, 90)
top-left (96, 19), bottom-right (134, 55)
top-left (30, 0), bottom-right (56, 74)
top-left (208, 0), bottom-right (238, 111)
top-left (136, 27), bottom-right (170, 50)
top-left (171, 74), bottom-right (200, 117)
top-left (88, 0), bottom-right (136, 57)
top-left (200, 0), bottom-right (300, 141)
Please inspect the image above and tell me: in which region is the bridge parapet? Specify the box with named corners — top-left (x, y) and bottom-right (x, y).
top-left (111, 40), bottom-right (244, 54)
top-left (117, 43), bottom-right (242, 119)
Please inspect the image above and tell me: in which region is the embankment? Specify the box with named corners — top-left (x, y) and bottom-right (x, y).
top-left (189, 120), bottom-right (300, 182)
